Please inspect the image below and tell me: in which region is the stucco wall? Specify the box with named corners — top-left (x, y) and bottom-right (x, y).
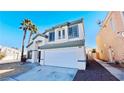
top-left (0, 46), bottom-right (21, 61)
top-left (96, 11), bottom-right (124, 62)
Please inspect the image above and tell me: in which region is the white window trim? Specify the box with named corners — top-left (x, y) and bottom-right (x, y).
top-left (57, 29), bottom-right (65, 40)
top-left (68, 25), bottom-right (79, 39)
top-left (58, 30), bottom-right (61, 39)
top-left (62, 29), bottom-right (65, 39)
top-left (49, 31), bottom-right (55, 42)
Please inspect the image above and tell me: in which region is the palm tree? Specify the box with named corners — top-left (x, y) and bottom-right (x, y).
top-left (19, 19), bottom-right (32, 62)
top-left (28, 24), bottom-right (38, 44)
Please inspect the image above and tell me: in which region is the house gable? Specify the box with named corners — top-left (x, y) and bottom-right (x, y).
top-left (27, 33), bottom-right (45, 48)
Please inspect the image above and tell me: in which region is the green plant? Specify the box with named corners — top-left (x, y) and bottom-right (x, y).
top-left (28, 24), bottom-right (38, 44)
top-left (0, 52), bottom-right (5, 60)
top-left (19, 19), bottom-right (38, 62)
top-left (92, 49), bottom-right (96, 53)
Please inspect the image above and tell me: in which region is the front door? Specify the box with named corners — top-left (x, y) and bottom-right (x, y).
top-left (38, 51), bottom-right (41, 63)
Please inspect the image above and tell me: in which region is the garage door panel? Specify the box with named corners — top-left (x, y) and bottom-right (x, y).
top-left (44, 47), bottom-right (83, 68)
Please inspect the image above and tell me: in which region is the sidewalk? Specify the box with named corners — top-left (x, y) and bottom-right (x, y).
top-left (0, 60), bottom-right (20, 64)
top-left (0, 62), bottom-right (37, 80)
top-left (95, 58), bottom-right (124, 81)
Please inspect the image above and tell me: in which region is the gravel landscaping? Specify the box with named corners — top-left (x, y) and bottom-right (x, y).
top-left (73, 59), bottom-right (119, 81)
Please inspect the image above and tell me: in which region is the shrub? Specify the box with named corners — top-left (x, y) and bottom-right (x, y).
top-left (92, 49), bottom-right (96, 53)
top-left (0, 52), bottom-right (5, 60)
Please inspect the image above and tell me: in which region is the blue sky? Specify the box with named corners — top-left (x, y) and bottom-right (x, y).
top-left (0, 11), bottom-right (107, 49)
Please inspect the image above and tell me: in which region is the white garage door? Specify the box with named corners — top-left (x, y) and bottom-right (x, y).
top-left (44, 47), bottom-right (85, 69)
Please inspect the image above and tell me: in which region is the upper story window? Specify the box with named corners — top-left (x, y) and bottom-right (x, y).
top-left (68, 25), bottom-right (79, 39)
top-left (49, 32), bottom-right (55, 42)
top-left (62, 30), bottom-right (65, 38)
top-left (58, 31), bottom-right (61, 39)
top-left (110, 18), bottom-right (115, 32)
top-left (36, 40), bottom-right (42, 47)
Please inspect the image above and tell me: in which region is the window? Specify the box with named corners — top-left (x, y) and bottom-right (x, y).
top-left (58, 31), bottom-right (61, 39)
top-left (62, 30), bottom-right (65, 38)
top-left (110, 18), bottom-right (115, 32)
top-left (49, 32), bottom-right (55, 42)
top-left (27, 51), bottom-right (32, 59)
top-left (68, 25), bottom-right (79, 39)
top-left (36, 40), bottom-right (42, 47)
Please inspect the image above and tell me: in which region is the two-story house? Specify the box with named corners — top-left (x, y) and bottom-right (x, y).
top-left (26, 18), bottom-right (86, 70)
top-left (96, 11), bottom-right (124, 63)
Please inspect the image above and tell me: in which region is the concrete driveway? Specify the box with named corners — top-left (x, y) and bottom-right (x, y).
top-left (7, 65), bottom-right (78, 81)
top-left (0, 62), bottom-right (37, 80)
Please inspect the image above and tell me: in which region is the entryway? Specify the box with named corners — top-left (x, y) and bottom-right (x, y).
top-left (38, 51), bottom-right (41, 63)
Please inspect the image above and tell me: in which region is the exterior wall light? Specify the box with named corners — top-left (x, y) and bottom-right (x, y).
top-left (117, 31), bottom-right (124, 38)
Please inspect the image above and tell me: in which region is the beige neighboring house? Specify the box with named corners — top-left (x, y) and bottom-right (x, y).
top-left (96, 11), bottom-right (124, 63)
top-left (0, 45), bottom-right (21, 61)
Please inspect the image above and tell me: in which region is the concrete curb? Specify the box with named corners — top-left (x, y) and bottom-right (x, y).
top-left (94, 58), bottom-right (124, 81)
